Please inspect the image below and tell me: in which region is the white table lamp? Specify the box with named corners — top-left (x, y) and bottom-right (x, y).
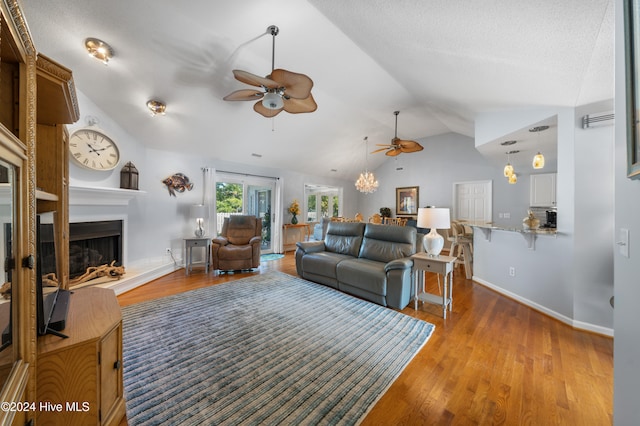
top-left (417, 207), bottom-right (451, 256)
top-left (190, 204), bottom-right (208, 237)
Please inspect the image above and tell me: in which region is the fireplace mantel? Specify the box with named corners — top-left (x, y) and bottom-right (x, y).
top-left (69, 186), bottom-right (145, 206)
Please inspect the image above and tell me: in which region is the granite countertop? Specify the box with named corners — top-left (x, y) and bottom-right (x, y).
top-left (465, 221), bottom-right (558, 235)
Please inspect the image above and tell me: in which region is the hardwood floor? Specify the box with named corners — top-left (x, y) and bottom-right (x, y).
top-left (117, 254), bottom-right (613, 425)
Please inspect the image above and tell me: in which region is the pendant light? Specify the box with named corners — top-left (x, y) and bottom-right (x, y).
top-left (504, 150), bottom-right (519, 184)
top-left (530, 125), bottom-right (548, 169)
top-left (503, 151), bottom-right (515, 177)
top-left (355, 136), bottom-right (379, 194)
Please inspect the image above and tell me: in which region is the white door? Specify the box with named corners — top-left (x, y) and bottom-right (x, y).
top-left (453, 181), bottom-right (492, 222)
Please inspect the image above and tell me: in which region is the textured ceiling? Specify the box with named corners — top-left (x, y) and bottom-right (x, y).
top-left (20, 0), bottom-right (613, 180)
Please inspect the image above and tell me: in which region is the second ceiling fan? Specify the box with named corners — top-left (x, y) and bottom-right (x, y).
top-left (223, 25), bottom-right (317, 118)
top-left (372, 111), bottom-right (424, 156)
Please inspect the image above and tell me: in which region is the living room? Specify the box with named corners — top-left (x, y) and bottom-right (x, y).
top-left (3, 0), bottom-right (639, 424)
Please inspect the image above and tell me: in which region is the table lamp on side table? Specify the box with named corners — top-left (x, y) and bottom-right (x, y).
top-left (417, 207), bottom-right (451, 256)
top-left (190, 204), bottom-right (208, 237)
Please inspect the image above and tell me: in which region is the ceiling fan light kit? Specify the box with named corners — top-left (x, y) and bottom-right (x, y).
top-left (85, 37), bottom-right (114, 64)
top-left (223, 25), bottom-right (317, 117)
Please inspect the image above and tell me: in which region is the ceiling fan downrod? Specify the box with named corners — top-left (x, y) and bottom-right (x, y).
top-left (268, 25), bottom-right (279, 72)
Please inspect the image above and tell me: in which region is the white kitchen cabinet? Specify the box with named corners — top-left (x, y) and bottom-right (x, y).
top-left (530, 173), bottom-right (556, 207)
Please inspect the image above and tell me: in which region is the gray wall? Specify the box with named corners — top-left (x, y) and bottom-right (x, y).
top-left (614, 0), bottom-right (640, 422)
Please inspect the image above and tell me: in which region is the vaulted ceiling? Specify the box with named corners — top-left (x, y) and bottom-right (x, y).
top-left (20, 0), bottom-right (614, 180)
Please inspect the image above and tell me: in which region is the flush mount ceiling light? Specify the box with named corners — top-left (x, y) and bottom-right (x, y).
top-left (146, 100), bottom-right (166, 116)
top-left (529, 125), bottom-right (549, 169)
top-left (85, 37), bottom-right (114, 64)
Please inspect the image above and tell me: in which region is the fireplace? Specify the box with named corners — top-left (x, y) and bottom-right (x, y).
top-left (69, 221), bottom-right (123, 281)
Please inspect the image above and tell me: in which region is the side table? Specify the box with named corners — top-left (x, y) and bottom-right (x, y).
top-left (184, 237), bottom-right (211, 275)
top-left (411, 252), bottom-right (457, 318)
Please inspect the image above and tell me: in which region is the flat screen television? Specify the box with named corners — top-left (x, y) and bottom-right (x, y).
top-left (36, 212), bottom-right (69, 338)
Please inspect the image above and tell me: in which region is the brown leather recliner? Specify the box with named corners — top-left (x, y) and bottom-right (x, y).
top-left (212, 215), bottom-right (262, 271)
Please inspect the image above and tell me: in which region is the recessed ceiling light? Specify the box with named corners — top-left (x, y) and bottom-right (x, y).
top-left (501, 140), bottom-right (517, 146)
top-left (85, 37), bottom-right (114, 64)
top-left (331, 169), bottom-right (337, 172)
top-left (146, 100), bottom-right (166, 116)
top-left (251, 153), bottom-right (262, 158)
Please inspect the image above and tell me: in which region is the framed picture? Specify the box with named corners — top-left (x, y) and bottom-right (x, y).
top-left (396, 186), bottom-right (419, 216)
top-left (624, 0), bottom-right (640, 179)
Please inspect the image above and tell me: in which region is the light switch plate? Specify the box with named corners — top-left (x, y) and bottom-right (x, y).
top-left (619, 228), bottom-right (630, 258)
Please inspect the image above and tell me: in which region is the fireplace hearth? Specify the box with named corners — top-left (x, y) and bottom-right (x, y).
top-left (69, 221), bottom-right (123, 282)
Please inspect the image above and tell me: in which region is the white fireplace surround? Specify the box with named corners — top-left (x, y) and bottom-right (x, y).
top-left (69, 186), bottom-right (177, 294)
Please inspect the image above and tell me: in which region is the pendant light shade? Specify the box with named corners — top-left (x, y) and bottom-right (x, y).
top-left (508, 173), bottom-right (518, 184)
top-left (529, 125), bottom-right (549, 170)
top-left (503, 163), bottom-right (514, 177)
top-left (532, 152), bottom-right (545, 169)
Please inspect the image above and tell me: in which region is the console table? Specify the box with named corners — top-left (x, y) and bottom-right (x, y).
top-left (283, 223), bottom-right (312, 252)
top-left (184, 237), bottom-right (212, 275)
top-left (411, 253), bottom-right (457, 318)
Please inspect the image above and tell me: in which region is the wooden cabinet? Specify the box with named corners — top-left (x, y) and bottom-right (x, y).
top-left (37, 287), bottom-right (125, 426)
top-left (530, 173), bottom-right (556, 207)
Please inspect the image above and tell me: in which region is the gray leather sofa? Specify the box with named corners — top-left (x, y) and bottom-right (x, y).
top-left (295, 221), bottom-right (417, 309)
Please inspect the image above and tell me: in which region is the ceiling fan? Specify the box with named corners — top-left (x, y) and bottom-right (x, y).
top-left (223, 25), bottom-right (317, 118)
top-left (372, 111), bottom-right (424, 156)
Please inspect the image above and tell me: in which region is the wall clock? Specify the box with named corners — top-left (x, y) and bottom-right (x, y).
top-left (69, 128), bottom-right (121, 171)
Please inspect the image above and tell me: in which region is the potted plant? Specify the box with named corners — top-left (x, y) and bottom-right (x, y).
top-left (380, 207), bottom-right (391, 218)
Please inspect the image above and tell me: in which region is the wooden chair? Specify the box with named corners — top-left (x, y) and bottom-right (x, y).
top-left (383, 217), bottom-right (407, 226)
top-left (354, 213), bottom-right (364, 222)
top-left (369, 213), bottom-right (382, 224)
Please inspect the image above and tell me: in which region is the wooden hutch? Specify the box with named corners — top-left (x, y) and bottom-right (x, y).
top-left (0, 1), bottom-right (125, 424)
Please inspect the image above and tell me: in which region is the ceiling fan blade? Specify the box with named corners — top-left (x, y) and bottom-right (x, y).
top-left (233, 70), bottom-right (279, 89)
top-left (376, 144), bottom-right (395, 147)
top-left (283, 93), bottom-right (317, 114)
top-left (401, 144), bottom-right (424, 153)
top-left (253, 100), bottom-right (283, 118)
top-left (385, 148), bottom-right (402, 157)
top-left (371, 147), bottom-right (390, 154)
top-left (223, 89), bottom-right (264, 101)
top-left (270, 68), bottom-right (313, 99)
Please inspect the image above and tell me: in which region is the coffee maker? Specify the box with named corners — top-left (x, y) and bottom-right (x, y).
top-left (545, 210), bottom-right (557, 228)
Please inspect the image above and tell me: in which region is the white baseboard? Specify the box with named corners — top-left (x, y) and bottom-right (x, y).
top-left (472, 276), bottom-right (614, 337)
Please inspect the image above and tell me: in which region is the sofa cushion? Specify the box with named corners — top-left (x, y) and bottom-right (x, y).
top-left (324, 222), bottom-right (365, 257)
top-left (336, 258), bottom-right (387, 296)
top-left (302, 252), bottom-right (353, 279)
top-left (359, 224), bottom-right (416, 263)
top-left (217, 244), bottom-right (252, 260)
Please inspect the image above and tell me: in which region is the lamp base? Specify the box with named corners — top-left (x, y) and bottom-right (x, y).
top-left (194, 227), bottom-right (205, 238)
top-left (423, 228), bottom-right (444, 256)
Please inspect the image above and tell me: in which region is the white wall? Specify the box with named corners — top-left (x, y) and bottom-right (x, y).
top-left (614, 0), bottom-right (640, 422)
top-left (68, 91), bottom-right (358, 268)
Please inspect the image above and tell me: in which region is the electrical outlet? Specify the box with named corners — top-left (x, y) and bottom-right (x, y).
top-left (509, 267), bottom-right (515, 277)
top-left (504, 213), bottom-right (511, 219)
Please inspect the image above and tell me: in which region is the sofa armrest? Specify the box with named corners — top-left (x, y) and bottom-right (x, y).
top-left (296, 240), bottom-right (326, 254)
top-left (249, 236), bottom-right (262, 245)
top-left (384, 258), bottom-right (413, 272)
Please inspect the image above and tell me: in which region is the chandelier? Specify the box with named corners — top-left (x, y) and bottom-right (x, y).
top-left (355, 137), bottom-right (379, 193)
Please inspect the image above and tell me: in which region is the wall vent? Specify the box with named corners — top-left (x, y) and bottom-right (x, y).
top-left (582, 111), bottom-right (614, 129)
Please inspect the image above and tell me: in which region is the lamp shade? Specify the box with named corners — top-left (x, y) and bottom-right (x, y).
top-left (417, 207), bottom-right (450, 256)
top-left (190, 204), bottom-right (207, 219)
top-left (417, 207), bottom-right (451, 230)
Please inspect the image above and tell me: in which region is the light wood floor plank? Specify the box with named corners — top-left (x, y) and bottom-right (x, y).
top-left (116, 254), bottom-right (613, 425)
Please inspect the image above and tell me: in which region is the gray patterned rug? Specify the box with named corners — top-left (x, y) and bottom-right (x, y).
top-left (122, 271), bottom-right (435, 425)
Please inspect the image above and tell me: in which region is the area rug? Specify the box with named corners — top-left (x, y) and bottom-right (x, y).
top-left (122, 271), bottom-right (435, 425)
top-left (260, 253), bottom-right (285, 262)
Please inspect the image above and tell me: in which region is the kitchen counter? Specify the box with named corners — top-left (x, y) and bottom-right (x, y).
top-left (466, 221), bottom-right (557, 249)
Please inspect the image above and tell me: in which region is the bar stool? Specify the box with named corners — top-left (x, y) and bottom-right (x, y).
top-left (447, 221), bottom-right (473, 279)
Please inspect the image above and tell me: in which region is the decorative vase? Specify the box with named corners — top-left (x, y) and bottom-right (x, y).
top-left (291, 214), bottom-right (298, 224)
top-left (522, 211), bottom-right (540, 230)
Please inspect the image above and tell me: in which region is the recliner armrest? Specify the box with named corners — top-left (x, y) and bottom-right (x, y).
top-left (296, 241), bottom-right (326, 254)
top-left (384, 258), bottom-right (413, 272)
top-left (249, 236), bottom-right (262, 245)
top-left (212, 237), bottom-right (229, 247)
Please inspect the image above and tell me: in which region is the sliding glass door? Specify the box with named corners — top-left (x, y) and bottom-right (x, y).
top-left (216, 174), bottom-right (276, 253)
